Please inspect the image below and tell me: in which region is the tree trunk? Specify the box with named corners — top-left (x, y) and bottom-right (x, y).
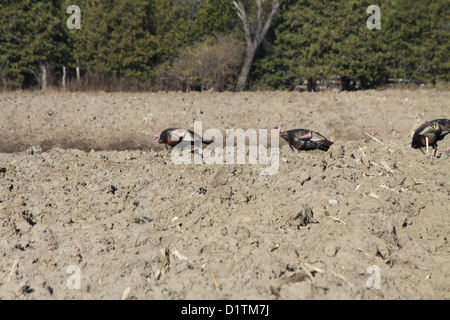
top-left (41, 64), bottom-right (47, 91)
top-left (235, 44), bottom-right (257, 92)
top-left (62, 66), bottom-right (66, 90)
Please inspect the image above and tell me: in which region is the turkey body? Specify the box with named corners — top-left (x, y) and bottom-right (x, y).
top-left (274, 124), bottom-right (333, 152)
top-left (411, 119), bottom-right (449, 156)
top-left (154, 128), bottom-right (214, 150)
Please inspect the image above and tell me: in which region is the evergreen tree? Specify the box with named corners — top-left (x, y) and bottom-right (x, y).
top-left (253, 0), bottom-right (388, 90)
top-left (382, 0), bottom-right (450, 84)
top-left (0, 0), bottom-right (71, 88)
top-left (66, 0), bottom-right (158, 85)
top-left (1, 0), bottom-right (448, 89)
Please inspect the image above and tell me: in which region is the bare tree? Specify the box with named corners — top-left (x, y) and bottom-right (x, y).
top-left (233, 0), bottom-right (279, 91)
top-left (33, 63), bottom-right (50, 91)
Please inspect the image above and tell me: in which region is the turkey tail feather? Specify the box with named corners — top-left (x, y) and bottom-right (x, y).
top-left (202, 139), bottom-right (214, 145)
top-left (318, 140), bottom-right (333, 151)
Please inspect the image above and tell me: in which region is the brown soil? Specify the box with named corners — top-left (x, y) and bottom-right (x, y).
top-left (0, 89), bottom-right (449, 299)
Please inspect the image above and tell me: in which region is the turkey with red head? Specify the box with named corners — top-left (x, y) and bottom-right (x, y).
top-left (153, 128), bottom-right (214, 150)
top-left (411, 119), bottom-right (450, 157)
top-left (273, 124), bottom-right (333, 152)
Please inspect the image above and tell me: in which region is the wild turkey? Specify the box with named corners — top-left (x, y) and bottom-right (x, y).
top-left (273, 124), bottom-right (333, 152)
top-left (411, 119), bottom-right (450, 157)
top-left (153, 128), bottom-right (214, 150)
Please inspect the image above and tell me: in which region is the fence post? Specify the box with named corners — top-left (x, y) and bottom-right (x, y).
top-left (41, 64), bottom-right (47, 91)
top-left (62, 66), bottom-right (66, 90)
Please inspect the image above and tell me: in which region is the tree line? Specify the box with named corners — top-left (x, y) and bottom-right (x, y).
top-left (0, 0), bottom-right (448, 91)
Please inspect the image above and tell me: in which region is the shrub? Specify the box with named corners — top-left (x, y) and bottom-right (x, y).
top-left (152, 34), bottom-right (245, 92)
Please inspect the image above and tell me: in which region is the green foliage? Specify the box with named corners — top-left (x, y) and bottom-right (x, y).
top-left (253, 0), bottom-right (387, 89)
top-left (381, 0), bottom-right (450, 84)
top-left (0, 0), bottom-right (71, 88)
top-left (194, 0), bottom-right (237, 40)
top-left (66, 0), bottom-right (158, 84)
top-left (66, 0), bottom-right (237, 85)
top-left (254, 0), bottom-right (449, 90)
top-left (148, 0), bottom-right (237, 61)
top-left (0, 0), bottom-right (448, 90)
